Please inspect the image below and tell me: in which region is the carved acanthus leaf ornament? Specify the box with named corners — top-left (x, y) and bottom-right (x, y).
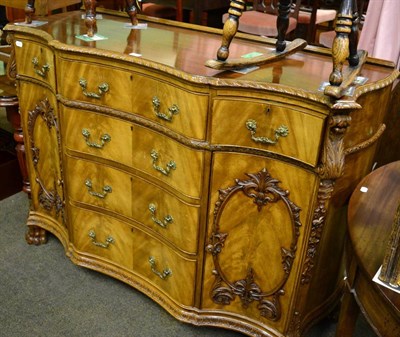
top-left (206, 168), bottom-right (302, 321)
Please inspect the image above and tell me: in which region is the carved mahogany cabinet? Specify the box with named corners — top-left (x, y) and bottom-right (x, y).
top-left (4, 10), bottom-right (399, 337)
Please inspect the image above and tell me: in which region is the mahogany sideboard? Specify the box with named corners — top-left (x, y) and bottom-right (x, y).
top-left (4, 11), bottom-right (399, 337)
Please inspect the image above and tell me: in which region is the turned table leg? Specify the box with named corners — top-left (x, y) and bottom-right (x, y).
top-left (126, 0), bottom-right (139, 26)
top-left (217, 0), bottom-right (246, 61)
top-left (329, 0), bottom-right (360, 86)
top-left (5, 104), bottom-right (30, 196)
top-left (25, 0), bottom-right (35, 24)
top-left (84, 0), bottom-right (98, 37)
top-left (276, 0), bottom-right (292, 52)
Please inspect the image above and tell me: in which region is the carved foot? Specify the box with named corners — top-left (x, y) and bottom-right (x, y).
top-left (26, 225), bottom-right (48, 245)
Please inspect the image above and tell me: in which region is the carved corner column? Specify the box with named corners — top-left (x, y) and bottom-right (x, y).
top-left (287, 114), bottom-right (351, 336)
top-left (5, 36), bottom-right (58, 246)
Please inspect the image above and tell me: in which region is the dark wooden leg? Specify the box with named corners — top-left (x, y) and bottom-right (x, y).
top-left (276, 0), bottom-right (292, 52)
top-left (335, 288), bottom-right (360, 337)
top-left (84, 0), bottom-right (98, 37)
top-left (5, 104), bottom-right (30, 196)
top-left (335, 254), bottom-right (361, 337)
top-left (217, 0), bottom-right (246, 61)
top-left (25, 0), bottom-right (35, 24)
top-left (126, 0), bottom-right (139, 26)
top-left (348, 0), bottom-right (360, 67)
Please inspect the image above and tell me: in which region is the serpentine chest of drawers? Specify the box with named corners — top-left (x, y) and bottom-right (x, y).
top-left (5, 10), bottom-right (399, 337)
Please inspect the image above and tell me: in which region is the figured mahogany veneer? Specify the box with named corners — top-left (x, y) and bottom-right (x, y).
top-left (4, 11), bottom-right (399, 337)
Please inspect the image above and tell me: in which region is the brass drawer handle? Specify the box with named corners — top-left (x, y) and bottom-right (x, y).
top-left (148, 203), bottom-right (173, 228)
top-left (85, 179), bottom-right (112, 198)
top-left (149, 256), bottom-right (172, 280)
top-left (32, 57), bottom-right (50, 78)
top-left (82, 128), bottom-right (111, 149)
top-left (88, 229), bottom-right (114, 248)
top-left (150, 150), bottom-right (176, 176)
top-left (245, 119), bottom-right (289, 145)
top-left (152, 96), bottom-right (179, 122)
top-left (79, 78), bottom-right (109, 99)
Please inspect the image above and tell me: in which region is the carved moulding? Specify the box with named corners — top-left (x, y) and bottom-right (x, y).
top-left (206, 168), bottom-right (302, 321)
top-left (26, 97), bottom-right (64, 244)
top-left (300, 114), bottom-right (351, 284)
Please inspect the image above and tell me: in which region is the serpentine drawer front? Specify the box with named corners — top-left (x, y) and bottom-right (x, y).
top-left (13, 39), bottom-right (56, 88)
top-left (211, 97), bottom-right (325, 166)
top-left (58, 58), bottom-right (209, 140)
top-left (62, 107), bottom-right (134, 167)
top-left (65, 155), bottom-right (200, 254)
top-left (65, 155), bottom-right (132, 219)
top-left (70, 205), bottom-right (135, 270)
top-left (70, 205), bottom-right (197, 307)
top-left (8, 12), bottom-right (399, 337)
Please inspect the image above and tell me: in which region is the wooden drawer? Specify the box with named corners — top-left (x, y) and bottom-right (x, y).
top-left (70, 205), bottom-right (134, 271)
top-left (211, 98), bottom-right (325, 166)
top-left (62, 107), bottom-right (133, 167)
top-left (65, 156), bottom-right (132, 218)
top-left (58, 58), bottom-right (208, 140)
top-left (13, 39), bottom-right (56, 89)
top-left (57, 58), bottom-right (133, 113)
top-left (130, 225), bottom-right (197, 307)
top-left (65, 155), bottom-right (200, 253)
top-left (131, 124), bottom-right (204, 199)
top-left (129, 74), bottom-right (209, 140)
top-left (70, 205), bottom-right (197, 306)
top-left (131, 176), bottom-right (200, 255)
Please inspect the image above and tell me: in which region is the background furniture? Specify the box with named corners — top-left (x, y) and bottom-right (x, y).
top-left (222, 0), bottom-right (301, 38)
top-left (297, 0), bottom-right (337, 44)
top-left (0, 78), bottom-right (23, 200)
top-left (0, 47), bottom-right (25, 200)
top-left (144, 0), bottom-right (230, 25)
top-left (335, 161), bottom-right (400, 337)
top-left (5, 11), bottom-right (398, 337)
top-left (0, 0), bottom-right (82, 16)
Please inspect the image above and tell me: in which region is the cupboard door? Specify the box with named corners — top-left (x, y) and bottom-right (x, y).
top-left (202, 152), bottom-right (318, 333)
top-left (19, 81), bottom-right (64, 225)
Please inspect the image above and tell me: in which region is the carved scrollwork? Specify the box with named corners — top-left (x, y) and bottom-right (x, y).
top-left (301, 179), bottom-right (335, 284)
top-left (27, 98), bottom-right (64, 219)
top-left (207, 168), bottom-right (302, 321)
top-left (5, 34), bottom-right (17, 81)
top-left (317, 115), bottom-right (351, 180)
